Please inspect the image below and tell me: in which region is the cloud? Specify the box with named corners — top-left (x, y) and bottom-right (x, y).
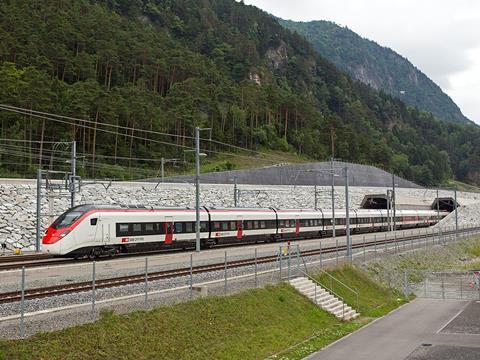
top-left (242, 0), bottom-right (480, 123)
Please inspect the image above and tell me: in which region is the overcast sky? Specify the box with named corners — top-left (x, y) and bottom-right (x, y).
top-left (242, 0), bottom-right (480, 124)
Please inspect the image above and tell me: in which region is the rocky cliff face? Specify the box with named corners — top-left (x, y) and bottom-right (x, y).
top-left (279, 19), bottom-right (473, 125)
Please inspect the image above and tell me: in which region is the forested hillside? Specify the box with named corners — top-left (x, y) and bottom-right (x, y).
top-left (279, 19), bottom-right (472, 125)
top-left (0, 0), bottom-right (479, 186)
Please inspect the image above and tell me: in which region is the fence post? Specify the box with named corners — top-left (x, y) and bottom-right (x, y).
top-left (254, 248), bottom-right (258, 288)
top-left (403, 270), bottom-right (409, 298)
top-left (279, 246), bottom-right (283, 280)
top-left (287, 244), bottom-right (291, 280)
top-left (224, 251), bottom-right (228, 295)
top-left (319, 241), bottom-right (322, 268)
top-left (144, 257), bottom-right (148, 307)
top-left (394, 232), bottom-right (397, 253)
top-left (442, 273), bottom-right (445, 300)
top-left (363, 235), bottom-right (366, 263)
top-left (92, 260), bottom-right (96, 321)
top-left (20, 266), bottom-right (25, 338)
top-left (296, 245), bottom-right (300, 275)
top-left (189, 253), bottom-right (193, 299)
top-left (336, 239), bottom-right (339, 266)
top-left (424, 275), bottom-right (427, 297)
top-left (460, 273), bottom-right (463, 299)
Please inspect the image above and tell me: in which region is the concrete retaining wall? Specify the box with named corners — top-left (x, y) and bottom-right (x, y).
top-left (1, 179), bottom-right (479, 250)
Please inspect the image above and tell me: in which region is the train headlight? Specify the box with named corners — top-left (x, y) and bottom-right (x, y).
top-left (59, 230), bottom-right (71, 238)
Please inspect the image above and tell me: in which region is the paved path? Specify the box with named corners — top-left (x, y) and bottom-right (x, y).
top-left (307, 299), bottom-right (480, 360)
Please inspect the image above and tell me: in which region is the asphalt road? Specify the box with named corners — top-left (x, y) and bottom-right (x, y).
top-left (307, 299), bottom-right (480, 360)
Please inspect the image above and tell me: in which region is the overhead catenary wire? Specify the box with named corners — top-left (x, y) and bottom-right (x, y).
top-left (0, 104), bottom-right (287, 161)
top-left (0, 105), bottom-right (277, 163)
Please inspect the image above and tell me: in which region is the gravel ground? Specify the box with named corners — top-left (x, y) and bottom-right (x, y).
top-left (1, 230), bottom-right (478, 339)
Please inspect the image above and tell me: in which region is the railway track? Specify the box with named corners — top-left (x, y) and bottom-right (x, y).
top-left (1, 226), bottom-right (477, 304)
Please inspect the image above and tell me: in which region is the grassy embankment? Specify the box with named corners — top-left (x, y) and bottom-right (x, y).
top-left (366, 237), bottom-right (480, 286)
top-left (0, 266), bottom-right (406, 360)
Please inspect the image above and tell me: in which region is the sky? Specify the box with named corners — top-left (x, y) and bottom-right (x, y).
top-left (241, 0), bottom-right (480, 124)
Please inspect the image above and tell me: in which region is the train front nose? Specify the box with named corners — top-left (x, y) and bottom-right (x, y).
top-left (41, 227), bottom-right (66, 255)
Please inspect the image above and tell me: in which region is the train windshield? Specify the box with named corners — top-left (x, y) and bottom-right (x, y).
top-left (51, 206), bottom-right (91, 229)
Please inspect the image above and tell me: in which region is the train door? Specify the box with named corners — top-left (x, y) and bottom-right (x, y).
top-left (165, 217), bottom-right (173, 244)
top-left (89, 216), bottom-right (100, 244)
top-left (295, 216), bottom-right (300, 235)
top-left (101, 222), bottom-right (111, 245)
top-left (236, 216), bottom-right (243, 240)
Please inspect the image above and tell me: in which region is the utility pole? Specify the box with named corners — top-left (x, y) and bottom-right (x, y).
top-left (234, 176), bottom-right (238, 207)
top-left (159, 158), bottom-right (179, 185)
top-left (36, 169), bottom-right (42, 252)
top-left (70, 140), bottom-right (76, 208)
top-left (386, 190), bottom-right (391, 232)
top-left (331, 157), bottom-right (336, 242)
top-left (194, 127), bottom-right (211, 253)
top-left (392, 173), bottom-right (396, 231)
top-left (195, 127), bottom-right (201, 253)
top-left (344, 165), bottom-right (351, 261)
top-left (161, 157), bottom-right (165, 183)
top-left (436, 188), bottom-right (440, 223)
top-left (454, 188), bottom-right (458, 240)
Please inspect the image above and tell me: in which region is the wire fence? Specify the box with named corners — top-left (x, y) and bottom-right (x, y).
top-left (2, 224), bottom-right (480, 338)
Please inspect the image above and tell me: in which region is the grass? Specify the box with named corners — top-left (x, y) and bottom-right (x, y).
top-left (168, 149), bottom-right (312, 177)
top-left (444, 179), bottom-right (480, 192)
top-left (0, 266), bottom-right (405, 360)
top-left (315, 265), bottom-right (408, 318)
top-left (365, 237), bottom-right (480, 290)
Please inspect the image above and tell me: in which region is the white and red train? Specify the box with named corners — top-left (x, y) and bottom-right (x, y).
top-left (42, 204), bottom-right (448, 258)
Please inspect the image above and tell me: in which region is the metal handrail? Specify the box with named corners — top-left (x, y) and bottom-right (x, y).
top-left (297, 268), bottom-right (347, 319)
top-left (298, 268), bottom-right (345, 304)
top-left (298, 249), bottom-right (360, 311)
top-left (304, 263), bottom-right (359, 311)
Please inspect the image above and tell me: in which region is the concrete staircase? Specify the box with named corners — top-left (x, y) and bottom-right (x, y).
top-left (289, 277), bottom-right (360, 320)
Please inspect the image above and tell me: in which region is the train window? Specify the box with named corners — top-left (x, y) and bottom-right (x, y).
top-left (144, 223), bottom-right (155, 235)
top-left (133, 223), bottom-right (142, 235)
top-left (185, 222), bottom-right (193, 233)
top-left (51, 210), bottom-right (84, 229)
top-left (174, 223), bottom-right (183, 233)
top-left (200, 221), bottom-right (208, 232)
top-left (245, 221), bottom-right (252, 230)
top-left (230, 221), bottom-right (236, 230)
top-left (213, 222), bottom-right (221, 231)
top-left (253, 220), bottom-right (259, 229)
top-left (221, 222), bottom-right (229, 231)
top-left (260, 221), bottom-right (266, 229)
top-left (90, 218), bottom-right (98, 226)
top-left (117, 223), bottom-right (129, 237)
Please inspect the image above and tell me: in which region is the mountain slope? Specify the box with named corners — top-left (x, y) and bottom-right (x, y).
top-left (279, 19), bottom-right (472, 125)
top-left (0, 0), bottom-right (479, 186)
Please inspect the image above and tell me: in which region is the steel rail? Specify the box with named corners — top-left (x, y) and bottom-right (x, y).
top-left (0, 226), bottom-right (477, 304)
